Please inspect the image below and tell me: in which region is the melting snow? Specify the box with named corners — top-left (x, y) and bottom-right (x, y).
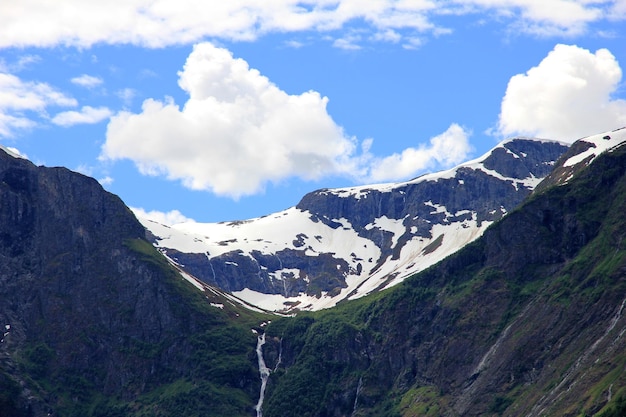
top-left (563, 128), bottom-right (626, 168)
top-left (138, 136), bottom-right (574, 312)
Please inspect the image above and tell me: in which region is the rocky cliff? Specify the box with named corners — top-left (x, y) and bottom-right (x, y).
top-left (0, 149), bottom-right (268, 416)
top-left (141, 138), bottom-right (568, 312)
top-left (259, 131), bottom-right (626, 416)
top-left (2, 127), bottom-right (625, 417)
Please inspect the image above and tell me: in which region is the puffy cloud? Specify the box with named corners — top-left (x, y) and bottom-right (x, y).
top-left (51, 106), bottom-right (112, 126)
top-left (130, 207), bottom-right (195, 226)
top-left (0, 1), bottom-right (621, 49)
top-left (102, 43), bottom-right (468, 197)
top-left (365, 124), bottom-right (472, 182)
top-left (71, 74), bottom-right (103, 88)
top-left (102, 43), bottom-right (356, 198)
top-left (0, 72), bottom-right (76, 137)
top-left (496, 44), bottom-right (626, 142)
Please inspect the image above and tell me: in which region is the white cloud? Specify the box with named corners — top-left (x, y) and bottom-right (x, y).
top-left (102, 43), bottom-right (465, 197)
top-left (116, 88), bottom-right (137, 107)
top-left (98, 176), bottom-right (114, 186)
top-left (0, 72), bottom-right (76, 137)
top-left (365, 123), bottom-right (472, 182)
top-left (74, 164), bottom-right (94, 176)
top-left (1, 1), bottom-right (621, 49)
top-left (51, 106), bottom-right (112, 127)
top-left (102, 43), bottom-right (358, 198)
top-left (284, 40), bottom-right (306, 48)
top-left (496, 44), bottom-right (626, 142)
top-left (612, 0), bottom-right (626, 17)
top-left (371, 29), bottom-right (402, 43)
top-left (130, 207), bottom-right (195, 226)
top-left (0, 145), bottom-right (28, 159)
top-left (333, 33), bottom-right (363, 50)
top-left (0, 55), bottom-right (41, 73)
top-left (71, 74), bottom-right (103, 88)
top-left (464, 0), bottom-right (608, 36)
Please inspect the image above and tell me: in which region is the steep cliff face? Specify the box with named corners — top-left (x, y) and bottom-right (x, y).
top-left (141, 139), bottom-right (568, 312)
top-left (260, 137), bottom-right (626, 417)
top-left (1, 128), bottom-right (624, 417)
top-left (0, 150), bottom-right (267, 416)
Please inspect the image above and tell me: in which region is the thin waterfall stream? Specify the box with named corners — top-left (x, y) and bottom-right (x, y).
top-left (255, 332), bottom-right (270, 417)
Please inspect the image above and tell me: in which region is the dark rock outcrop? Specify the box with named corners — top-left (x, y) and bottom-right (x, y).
top-left (0, 150), bottom-right (263, 416)
top-left (155, 139), bottom-right (569, 309)
top-left (261, 141), bottom-right (626, 416)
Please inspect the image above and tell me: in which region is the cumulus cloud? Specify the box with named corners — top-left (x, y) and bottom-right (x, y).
top-left (102, 43), bottom-right (356, 198)
top-left (71, 74), bottom-right (103, 88)
top-left (0, 1), bottom-right (621, 49)
top-left (102, 43), bottom-right (469, 197)
top-left (496, 44), bottom-right (626, 142)
top-left (365, 124), bottom-right (472, 182)
top-left (51, 106), bottom-right (112, 126)
top-left (0, 72), bottom-right (76, 137)
top-left (131, 207), bottom-right (195, 226)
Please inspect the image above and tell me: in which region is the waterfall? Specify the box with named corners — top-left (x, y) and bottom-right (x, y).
top-left (273, 338), bottom-right (283, 372)
top-left (255, 333), bottom-right (271, 417)
top-left (351, 376), bottom-right (363, 416)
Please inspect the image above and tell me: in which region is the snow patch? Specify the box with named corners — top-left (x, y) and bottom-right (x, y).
top-left (563, 128), bottom-right (626, 168)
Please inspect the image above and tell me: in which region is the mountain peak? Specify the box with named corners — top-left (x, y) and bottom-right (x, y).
top-left (536, 127), bottom-right (626, 192)
top-left (141, 137), bottom-right (569, 313)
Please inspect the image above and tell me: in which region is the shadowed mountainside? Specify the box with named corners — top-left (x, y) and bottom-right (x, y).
top-left (0, 150), bottom-right (270, 416)
top-left (259, 135), bottom-right (626, 416)
top-left (1, 128), bottom-right (625, 417)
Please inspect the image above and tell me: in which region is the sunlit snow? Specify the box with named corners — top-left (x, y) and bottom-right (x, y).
top-left (137, 136), bottom-right (586, 313)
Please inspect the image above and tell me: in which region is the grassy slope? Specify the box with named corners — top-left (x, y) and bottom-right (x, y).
top-left (262, 144), bottom-right (626, 417)
top-left (16, 238), bottom-right (272, 417)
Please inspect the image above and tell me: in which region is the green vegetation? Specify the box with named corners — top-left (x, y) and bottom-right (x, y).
top-left (6, 140), bottom-right (626, 416)
top-left (596, 396), bottom-right (626, 417)
top-left (398, 386), bottom-right (446, 416)
top-left (260, 145), bottom-right (626, 416)
top-left (11, 237), bottom-right (273, 417)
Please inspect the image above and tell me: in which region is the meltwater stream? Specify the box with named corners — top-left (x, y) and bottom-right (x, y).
top-left (255, 333), bottom-right (271, 417)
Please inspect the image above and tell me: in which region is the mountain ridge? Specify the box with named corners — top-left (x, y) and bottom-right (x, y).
top-left (259, 127), bottom-right (626, 416)
top-left (140, 137), bottom-right (569, 312)
top-left (0, 149), bottom-right (271, 416)
top-left (0, 127), bottom-right (625, 416)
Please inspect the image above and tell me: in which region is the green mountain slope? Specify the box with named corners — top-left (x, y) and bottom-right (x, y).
top-left (260, 141), bottom-right (626, 416)
top-left (2, 134), bottom-right (626, 417)
top-left (0, 150), bottom-right (271, 417)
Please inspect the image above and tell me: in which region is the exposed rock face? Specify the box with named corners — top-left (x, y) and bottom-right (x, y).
top-left (0, 150), bottom-right (261, 416)
top-left (142, 139), bottom-right (569, 312)
top-left (260, 136), bottom-right (626, 417)
top-left (0, 128), bottom-right (624, 417)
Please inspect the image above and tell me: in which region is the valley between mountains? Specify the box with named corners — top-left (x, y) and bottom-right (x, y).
top-left (0, 127), bottom-right (625, 416)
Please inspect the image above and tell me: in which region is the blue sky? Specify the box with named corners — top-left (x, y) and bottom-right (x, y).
top-left (1, 1), bottom-right (625, 224)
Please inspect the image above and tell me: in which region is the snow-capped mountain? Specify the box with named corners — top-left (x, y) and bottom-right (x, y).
top-left (536, 126), bottom-right (626, 191)
top-left (139, 138), bottom-right (569, 312)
